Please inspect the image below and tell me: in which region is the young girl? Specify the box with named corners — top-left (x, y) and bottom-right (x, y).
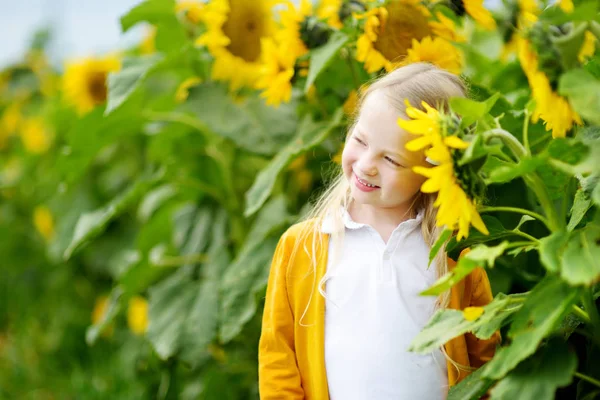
top-left (258, 62), bottom-right (500, 399)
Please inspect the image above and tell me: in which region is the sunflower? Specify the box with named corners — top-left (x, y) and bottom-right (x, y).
top-left (401, 36), bottom-right (463, 74)
top-left (1, 103), bottom-right (22, 134)
top-left (33, 205), bottom-right (55, 241)
top-left (429, 12), bottom-right (465, 43)
top-left (558, 0), bottom-right (573, 13)
top-left (255, 38), bottom-right (296, 106)
top-left (62, 55), bottom-right (121, 115)
top-left (127, 296), bottom-right (149, 335)
top-left (254, 1), bottom-right (312, 107)
top-left (400, 100), bottom-right (489, 240)
top-left (175, 77), bottom-right (203, 103)
top-left (275, 0), bottom-right (312, 59)
top-left (517, 37), bottom-right (581, 138)
top-left (500, 0), bottom-right (539, 62)
top-left (175, 0), bottom-right (205, 24)
top-left (578, 30), bottom-right (597, 63)
top-left (451, 0), bottom-right (496, 30)
top-left (194, 0), bottom-right (279, 90)
top-left (316, 0), bottom-right (343, 29)
top-left (20, 118), bottom-right (52, 154)
top-left (92, 295), bottom-right (114, 338)
top-left (355, 0), bottom-right (432, 73)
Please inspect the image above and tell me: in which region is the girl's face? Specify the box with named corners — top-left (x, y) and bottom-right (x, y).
top-left (341, 90), bottom-right (428, 216)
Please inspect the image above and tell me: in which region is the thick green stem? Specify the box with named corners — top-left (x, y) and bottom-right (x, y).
top-left (523, 109), bottom-right (531, 156)
top-left (574, 372), bottom-right (600, 389)
top-left (479, 206), bottom-right (551, 231)
top-left (582, 289), bottom-right (600, 344)
top-left (484, 129), bottom-right (562, 231)
top-left (484, 128), bottom-right (527, 159)
top-left (511, 230), bottom-right (540, 243)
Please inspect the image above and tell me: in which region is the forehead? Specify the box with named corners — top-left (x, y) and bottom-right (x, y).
top-left (354, 91), bottom-right (424, 161)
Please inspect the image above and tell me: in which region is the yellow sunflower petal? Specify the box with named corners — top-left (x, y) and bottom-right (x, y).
top-left (444, 135), bottom-right (469, 149)
top-left (405, 135), bottom-right (434, 151)
top-left (463, 306), bottom-right (485, 321)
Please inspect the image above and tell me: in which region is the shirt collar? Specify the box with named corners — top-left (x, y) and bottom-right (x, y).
top-left (320, 207), bottom-right (424, 234)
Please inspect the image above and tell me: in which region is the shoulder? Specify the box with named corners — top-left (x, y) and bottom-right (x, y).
top-left (280, 218), bottom-right (324, 244)
top-left (449, 247), bottom-right (493, 303)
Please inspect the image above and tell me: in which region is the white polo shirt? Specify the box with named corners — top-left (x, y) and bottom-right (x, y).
top-left (321, 209), bottom-right (448, 400)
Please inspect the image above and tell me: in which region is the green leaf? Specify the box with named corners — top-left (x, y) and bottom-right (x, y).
top-left (482, 276), bottom-right (582, 380)
top-left (559, 69), bottom-right (600, 126)
top-left (458, 132), bottom-right (504, 166)
top-left (539, 0), bottom-right (599, 24)
top-left (64, 174), bottom-right (157, 260)
top-left (489, 339), bottom-right (577, 400)
top-left (219, 237), bottom-right (279, 343)
top-left (552, 22), bottom-right (590, 71)
top-left (120, 0), bottom-right (176, 32)
top-left (182, 83), bottom-right (300, 155)
top-left (180, 210), bottom-right (230, 368)
top-left (85, 287), bottom-right (123, 346)
top-left (409, 293), bottom-right (520, 353)
top-left (429, 228), bottom-right (452, 267)
top-left (450, 92), bottom-right (500, 128)
top-left (244, 109), bottom-right (343, 216)
top-left (105, 54), bottom-right (164, 115)
top-left (481, 156), bottom-right (544, 184)
top-left (568, 188), bottom-right (593, 231)
top-left (422, 242), bottom-right (509, 296)
top-left (219, 197), bottom-right (294, 343)
top-left (304, 32), bottom-right (349, 92)
top-left (147, 267), bottom-right (197, 359)
top-left (448, 365), bottom-right (495, 400)
top-left (562, 224), bottom-right (600, 286)
top-left (514, 215), bottom-right (534, 231)
top-left (137, 184), bottom-right (178, 222)
top-left (120, 0), bottom-right (188, 54)
top-left (57, 99), bottom-right (145, 183)
top-left (538, 230), bottom-right (570, 273)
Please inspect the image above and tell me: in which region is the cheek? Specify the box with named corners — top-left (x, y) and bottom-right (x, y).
top-left (341, 146), bottom-right (356, 175)
top-left (387, 171), bottom-right (425, 195)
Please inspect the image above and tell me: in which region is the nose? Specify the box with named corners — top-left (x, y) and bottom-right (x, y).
top-left (356, 153), bottom-right (377, 176)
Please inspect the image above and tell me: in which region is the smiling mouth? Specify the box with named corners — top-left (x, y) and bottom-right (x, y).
top-left (356, 175), bottom-right (379, 188)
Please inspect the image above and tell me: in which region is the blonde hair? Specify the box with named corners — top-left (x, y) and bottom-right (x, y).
top-left (293, 62), bottom-right (473, 374)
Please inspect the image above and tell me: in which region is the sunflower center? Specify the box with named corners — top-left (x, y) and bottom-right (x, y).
top-left (373, 0), bottom-right (432, 61)
top-left (87, 71), bottom-right (108, 103)
top-left (449, 0), bottom-right (466, 16)
top-left (222, 0), bottom-right (271, 62)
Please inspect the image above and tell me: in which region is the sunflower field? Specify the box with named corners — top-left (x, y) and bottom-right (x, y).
top-left (1, 0), bottom-right (600, 398)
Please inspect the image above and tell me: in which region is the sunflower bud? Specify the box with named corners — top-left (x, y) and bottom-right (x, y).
top-left (338, 0), bottom-right (367, 22)
top-left (526, 23), bottom-right (564, 89)
top-left (300, 16), bottom-right (332, 49)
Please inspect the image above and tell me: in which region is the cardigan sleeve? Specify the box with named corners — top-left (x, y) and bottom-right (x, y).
top-left (258, 232), bottom-right (304, 399)
top-left (464, 267), bottom-right (502, 368)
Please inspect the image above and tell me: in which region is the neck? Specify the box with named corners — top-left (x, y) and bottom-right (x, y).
top-left (348, 202), bottom-right (416, 235)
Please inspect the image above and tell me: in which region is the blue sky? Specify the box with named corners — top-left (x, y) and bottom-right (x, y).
top-left (0, 0), bottom-right (145, 68)
top-left (1, 0), bottom-right (504, 69)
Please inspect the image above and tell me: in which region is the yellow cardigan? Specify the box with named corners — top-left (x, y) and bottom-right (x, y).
top-left (259, 220), bottom-right (501, 399)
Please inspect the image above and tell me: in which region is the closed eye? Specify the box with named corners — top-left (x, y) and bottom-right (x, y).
top-left (385, 156), bottom-right (402, 167)
top-left (353, 136), bottom-right (366, 146)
